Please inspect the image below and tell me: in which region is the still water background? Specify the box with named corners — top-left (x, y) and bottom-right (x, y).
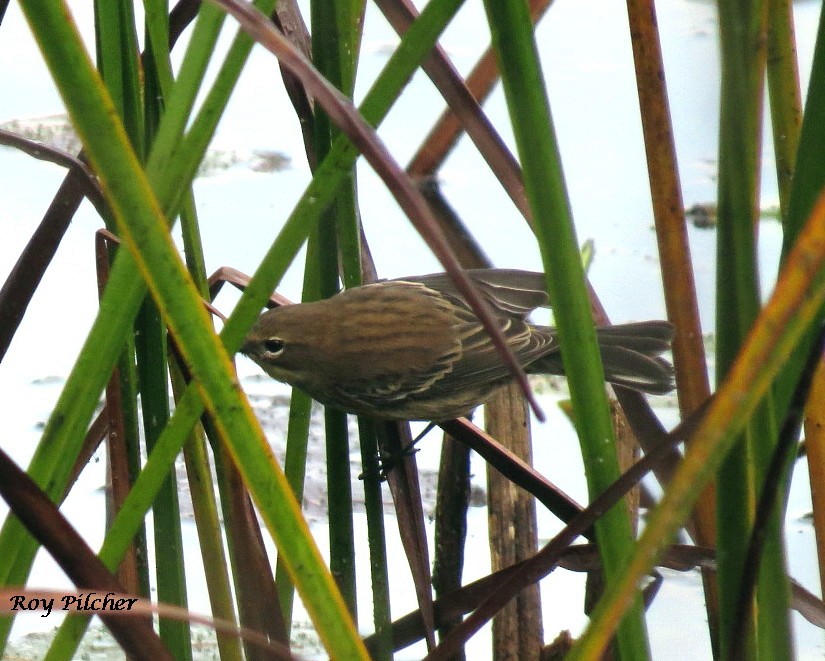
top-left (1, 0), bottom-right (823, 657)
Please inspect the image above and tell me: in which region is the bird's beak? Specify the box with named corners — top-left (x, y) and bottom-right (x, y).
top-left (238, 339), bottom-right (254, 357)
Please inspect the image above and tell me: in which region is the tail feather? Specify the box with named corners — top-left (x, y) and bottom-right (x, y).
top-left (598, 345), bottom-right (674, 395)
top-left (527, 321), bottom-right (675, 395)
top-left (592, 321), bottom-right (673, 351)
top-left (596, 322), bottom-right (674, 394)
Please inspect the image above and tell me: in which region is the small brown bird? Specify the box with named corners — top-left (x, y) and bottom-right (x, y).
top-left (241, 269), bottom-right (675, 421)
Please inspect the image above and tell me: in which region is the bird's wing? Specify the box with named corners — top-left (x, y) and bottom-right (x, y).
top-left (425, 306), bottom-right (559, 396)
top-left (396, 269), bottom-right (550, 318)
top-left (393, 272), bottom-right (557, 396)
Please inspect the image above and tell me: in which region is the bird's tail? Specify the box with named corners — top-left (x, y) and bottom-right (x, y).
top-left (594, 321), bottom-right (674, 394)
top-left (531, 321), bottom-right (675, 395)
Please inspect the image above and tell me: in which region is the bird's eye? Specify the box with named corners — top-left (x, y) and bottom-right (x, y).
top-left (263, 338), bottom-right (285, 355)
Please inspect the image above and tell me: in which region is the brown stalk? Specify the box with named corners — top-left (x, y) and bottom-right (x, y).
top-left (484, 388), bottom-right (543, 659)
top-left (95, 230), bottom-right (143, 599)
top-left (377, 421), bottom-right (438, 650)
top-left (376, 0), bottom-right (531, 219)
top-left (441, 418), bottom-right (587, 534)
top-left (804, 366), bottom-right (825, 600)
top-left (213, 432), bottom-right (290, 655)
top-left (0, 129), bottom-right (105, 212)
top-left (0, 169), bottom-right (86, 364)
top-left (404, 0), bottom-right (555, 180)
top-left (625, 0), bottom-right (718, 649)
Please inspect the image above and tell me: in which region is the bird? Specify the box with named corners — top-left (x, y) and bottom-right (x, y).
top-left (240, 269), bottom-right (675, 421)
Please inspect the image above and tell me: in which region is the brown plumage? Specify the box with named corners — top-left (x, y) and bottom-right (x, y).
top-left (241, 269), bottom-right (675, 420)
